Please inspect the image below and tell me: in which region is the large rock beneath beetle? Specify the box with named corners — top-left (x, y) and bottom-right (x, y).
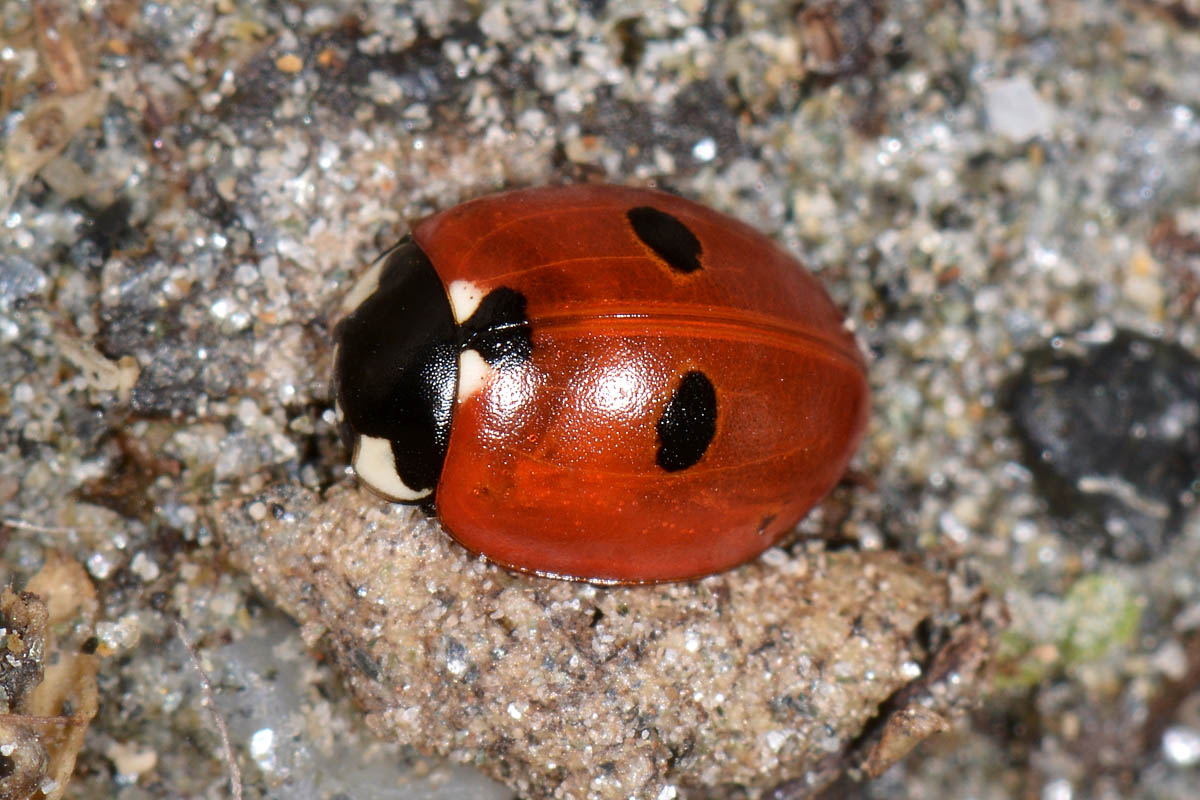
top-left (219, 481), bottom-right (991, 799)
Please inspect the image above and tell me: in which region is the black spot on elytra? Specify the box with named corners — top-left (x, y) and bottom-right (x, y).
top-left (627, 206), bottom-right (703, 273)
top-left (656, 371), bottom-right (717, 471)
top-left (460, 288), bottom-right (532, 368)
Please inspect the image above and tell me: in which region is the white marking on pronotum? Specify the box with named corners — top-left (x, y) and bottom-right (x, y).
top-left (448, 280), bottom-right (485, 324)
top-left (457, 349), bottom-right (492, 402)
top-left (339, 257), bottom-right (387, 315)
top-left (353, 434), bottom-right (431, 501)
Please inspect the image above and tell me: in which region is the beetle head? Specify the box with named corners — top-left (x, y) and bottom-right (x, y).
top-left (333, 238), bottom-right (457, 503)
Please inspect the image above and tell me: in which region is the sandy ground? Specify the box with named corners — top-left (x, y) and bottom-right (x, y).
top-left (2, 1), bottom-right (1199, 798)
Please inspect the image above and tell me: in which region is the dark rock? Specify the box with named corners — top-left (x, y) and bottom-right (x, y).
top-left (129, 347), bottom-right (242, 418)
top-left (796, 0), bottom-right (886, 78)
top-left (1006, 331), bottom-right (1200, 561)
top-left (75, 197), bottom-right (136, 263)
top-left (577, 80), bottom-right (751, 176)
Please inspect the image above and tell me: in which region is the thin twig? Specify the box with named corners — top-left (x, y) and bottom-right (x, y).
top-left (175, 619), bottom-right (243, 800)
top-left (1, 518), bottom-right (76, 535)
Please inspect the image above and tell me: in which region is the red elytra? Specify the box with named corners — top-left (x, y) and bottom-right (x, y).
top-left (333, 184), bottom-right (869, 583)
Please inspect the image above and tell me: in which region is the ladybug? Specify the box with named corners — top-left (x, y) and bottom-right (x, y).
top-left (333, 184), bottom-right (868, 583)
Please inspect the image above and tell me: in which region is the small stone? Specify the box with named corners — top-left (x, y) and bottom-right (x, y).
top-left (981, 77), bottom-right (1055, 143)
top-left (249, 728), bottom-right (277, 771)
top-left (1006, 331), bottom-right (1200, 561)
top-left (1163, 725), bottom-right (1200, 767)
top-left (129, 552), bottom-right (161, 582)
top-left (862, 705), bottom-right (950, 778)
top-left (0, 255), bottom-right (48, 311)
top-left (275, 53), bottom-right (303, 73)
top-left (105, 741), bottom-right (158, 780)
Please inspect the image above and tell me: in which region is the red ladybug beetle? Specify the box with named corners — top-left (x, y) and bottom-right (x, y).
top-left (333, 184), bottom-right (868, 583)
